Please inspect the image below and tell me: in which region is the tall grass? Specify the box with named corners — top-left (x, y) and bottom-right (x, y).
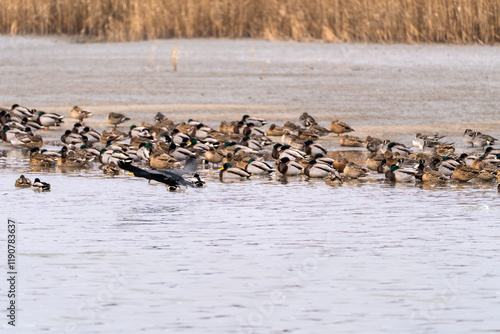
top-left (1, 0), bottom-right (499, 43)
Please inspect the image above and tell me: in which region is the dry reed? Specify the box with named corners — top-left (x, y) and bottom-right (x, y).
top-left (0, 0), bottom-right (499, 44)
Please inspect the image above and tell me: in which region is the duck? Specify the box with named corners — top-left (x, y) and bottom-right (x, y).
top-left (107, 112), bottom-right (130, 127)
top-left (302, 140), bottom-right (327, 157)
top-left (136, 142), bottom-right (153, 162)
top-left (204, 146), bottom-right (225, 165)
top-left (218, 120), bottom-right (238, 134)
top-left (219, 163), bottom-right (251, 180)
top-left (325, 171), bottom-right (343, 185)
top-left (245, 158), bottom-right (273, 175)
top-left (276, 157), bottom-right (303, 176)
top-left (239, 136), bottom-right (263, 151)
top-left (9, 104), bottom-right (33, 119)
top-left (191, 173), bottom-right (206, 187)
top-left (462, 129), bottom-right (478, 146)
top-left (171, 129), bottom-right (191, 145)
top-left (364, 136), bottom-right (383, 153)
top-left (472, 132), bottom-right (497, 147)
top-left (329, 119), bottom-right (354, 137)
top-left (437, 156), bottom-right (461, 176)
top-left (70, 106), bottom-right (93, 123)
top-left (497, 171), bottom-right (500, 192)
top-left (10, 127), bottom-right (43, 149)
top-left (189, 123), bottom-right (212, 139)
top-left (0, 125), bottom-right (22, 142)
top-left (384, 142), bottom-right (412, 156)
top-left (103, 161), bottom-right (120, 175)
top-left (343, 162), bottom-right (368, 179)
top-left (365, 152), bottom-right (384, 171)
top-left (168, 142), bottom-right (196, 161)
top-left (278, 145), bottom-right (306, 161)
top-left (100, 128), bottom-right (129, 144)
top-left (339, 135), bottom-right (364, 147)
top-left (416, 164), bottom-right (447, 183)
top-left (241, 115), bottom-right (266, 127)
top-left (149, 150), bottom-right (179, 169)
top-left (32, 178), bottom-right (51, 191)
top-left (33, 110), bottom-right (64, 128)
top-left (80, 126), bottom-right (101, 143)
top-left (484, 147), bottom-right (500, 158)
top-left (451, 166), bottom-right (479, 182)
top-left (385, 165), bottom-right (417, 182)
top-left (298, 112), bottom-right (316, 127)
top-left (15, 175), bottom-right (32, 188)
top-left (304, 160), bottom-right (337, 178)
top-left (21, 116), bottom-right (44, 131)
top-left (29, 147), bottom-right (56, 166)
top-left (281, 129), bottom-right (304, 149)
top-left (330, 155), bottom-right (348, 173)
top-left (297, 128), bottom-right (319, 141)
top-left (61, 130), bottom-right (86, 145)
top-left (266, 124), bottom-right (285, 136)
top-left (242, 123), bottom-right (265, 137)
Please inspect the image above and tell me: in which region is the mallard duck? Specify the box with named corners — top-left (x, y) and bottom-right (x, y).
top-left (57, 147), bottom-right (88, 167)
top-left (297, 128), bottom-right (319, 141)
top-left (241, 115), bottom-right (266, 127)
top-left (168, 142), bottom-right (196, 161)
top-left (302, 140), bottom-right (327, 157)
top-left (339, 135), bottom-right (364, 147)
top-left (304, 160), bottom-right (337, 178)
top-left (218, 120), bottom-right (237, 134)
top-left (384, 142), bottom-right (412, 156)
top-left (21, 116), bottom-right (44, 131)
top-left (204, 146), bottom-right (225, 165)
top-left (149, 150), bottom-right (179, 169)
top-left (239, 136), bottom-right (263, 151)
top-left (135, 142), bottom-right (153, 162)
top-left (107, 112), bottom-right (130, 127)
top-left (79, 126), bottom-right (101, 143)
top-left (129, 125), bottom-right (153, 139)
top-left (10, 127), bottom-right (43, 149)
top-left (364, 136), bottom-right (382, 152)
top-left (119, 161), bottom-right (195, 189)
top-left (452, 166), bottom-right (479, 182)
top-left (189, 123), bottom-right (212, 139)
top-left (437, 156), bottom-right (461, 176)
top-left (365, 152), bottom-right (384, 171)
top-left (417, 166), bottom-right (447, 183)
top-left (61, 130), bottom-right (85, 145)
top-left (33, 110), bottom-right (64, 128)
top-left (171, 129), bottom-right (191, 144)
top-left (29, 147), bottom-right (56, 166)
top-left (186, 138), bottom-right (210, 155)
top-left (343, 162), bottom-right (368, 179)
top-left (15, 175), bottom-right (32, 188)
top-left (298, 112), bottom-right (316, 127)
top-left (245, 158), bottom-right (273, 175)
top-left (477, 170), bottom-right (497, 181)
top-left (9, 104), bottom-right (33, 118)
top-left (32, 178), bottom-right (50, 191)
top-left (242, 123), bottom-right (265, 137)
top-left (276, 157), bottom-right (303, 176)
top-left (219, 163), bottom-right (251, 180)
top-left (329, 119), bottom-right (354, 137)
top-left (0, 125), bottom-right (21, 142)
top-left (266, 124), bottom-right (285, 136)
top-left (385, 165), bottom-right (417, 182)
top-left (281, 129), bottom-right (303, 148)
top-left (70, 106), bottom-right (93, 123)
top-left (329, 155), bottom-right (348, 173)
top-left (100, 128), bottom-right (128, 144)
top-left (484, 147), bottom-right (500, 158)
top-left (325, 171), bottom-right (343, 185)
top-left (278, 145), bottom-right (306, 161)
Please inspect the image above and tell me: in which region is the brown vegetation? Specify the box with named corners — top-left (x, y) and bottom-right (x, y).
top-left (1, 0), bottom-right (499, 43)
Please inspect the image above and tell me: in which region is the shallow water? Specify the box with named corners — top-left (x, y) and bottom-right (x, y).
top-left (1, 144), bottom-right (499, 334)
top-left (1, 36), bottom-right (500, 333)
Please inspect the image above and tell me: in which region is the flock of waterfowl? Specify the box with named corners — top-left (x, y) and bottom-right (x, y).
top-left (2, 104), bottom-right (500, 192)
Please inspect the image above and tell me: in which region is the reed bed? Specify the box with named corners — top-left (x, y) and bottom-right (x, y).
top-left (1, 0), bottom-right (499, 43)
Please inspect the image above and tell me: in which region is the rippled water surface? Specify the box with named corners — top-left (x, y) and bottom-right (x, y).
top-left (1, 146), bottom-right (499, 334)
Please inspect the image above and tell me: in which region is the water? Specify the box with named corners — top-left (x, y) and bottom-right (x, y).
top-left (1, 145), bottom-right (499, 334)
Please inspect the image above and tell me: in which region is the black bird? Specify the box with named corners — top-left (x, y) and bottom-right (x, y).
top-left (118, 159), bottom-right (197, 189)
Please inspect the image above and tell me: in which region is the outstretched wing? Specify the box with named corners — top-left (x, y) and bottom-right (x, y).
top-left (118, 161), bottom-right (195, 188)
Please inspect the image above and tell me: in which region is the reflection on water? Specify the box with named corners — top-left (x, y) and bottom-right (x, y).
top-left (1, 145), bottom-right (499, 334)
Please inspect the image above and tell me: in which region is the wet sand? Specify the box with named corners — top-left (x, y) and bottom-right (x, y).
top-left (0, 36), bottom-right (499, 141)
